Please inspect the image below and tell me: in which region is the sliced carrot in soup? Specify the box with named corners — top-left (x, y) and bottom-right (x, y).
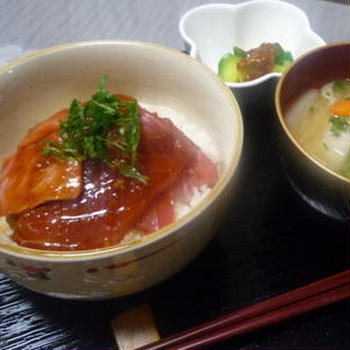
top-left (329, 100), bottom-right (350, 117)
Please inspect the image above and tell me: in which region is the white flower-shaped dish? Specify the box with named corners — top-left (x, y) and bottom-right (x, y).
top-left (179, 0), bottom-right (326, 89)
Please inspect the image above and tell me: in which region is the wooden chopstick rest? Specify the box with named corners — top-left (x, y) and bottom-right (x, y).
top-left (111, 304), bottom-right (160, 350)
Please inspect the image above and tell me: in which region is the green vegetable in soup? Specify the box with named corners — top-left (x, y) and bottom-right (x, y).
top-left (329, 115), bottom-right (350, 137)
top-left (333, 80), bottom-right (350, 93)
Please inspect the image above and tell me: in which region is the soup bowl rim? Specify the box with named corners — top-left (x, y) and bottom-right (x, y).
top-left (275, 41), bottom-right (350, 185)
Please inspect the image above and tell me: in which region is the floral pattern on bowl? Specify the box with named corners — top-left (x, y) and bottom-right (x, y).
top-left (5, 258), bottom-right (51, 281)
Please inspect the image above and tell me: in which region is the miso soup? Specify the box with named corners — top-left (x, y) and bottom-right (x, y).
top-left (285, 79), bottom-right (350, 179)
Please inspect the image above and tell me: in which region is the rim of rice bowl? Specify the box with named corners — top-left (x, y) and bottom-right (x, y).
top-left (0, 40), bottom-right (243, 262)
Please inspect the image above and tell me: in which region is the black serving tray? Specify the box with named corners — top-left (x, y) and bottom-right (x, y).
top-left (0, 77), bottom-right (349, 350)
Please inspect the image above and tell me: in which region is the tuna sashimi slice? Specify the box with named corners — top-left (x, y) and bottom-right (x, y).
top-left (18, 110), bottom-right (67, 149)
top-left (136, 107), bottom-right (218, 229)
top-left (0, 110), bottom-right (82, 216)
top-left (135, 190), bottom-right (175, 232)
top-left (10, 109), bottom-right (195, 250)
top-left (4, 106), bottom-right (217, 251)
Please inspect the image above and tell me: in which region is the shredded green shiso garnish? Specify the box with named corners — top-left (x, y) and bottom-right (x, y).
top-left (42, 76), bottom-right (147, 184)
top-left (329, 115), bottom-right (350, 137)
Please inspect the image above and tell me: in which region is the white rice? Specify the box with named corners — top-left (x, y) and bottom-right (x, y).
top-left (0, 217), bottom-right (13, 245)
top-left (140, 103), bottom-right (219, 163)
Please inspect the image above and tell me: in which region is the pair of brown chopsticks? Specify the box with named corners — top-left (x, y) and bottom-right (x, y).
top-left (137, 270), bottom-right (349, 350)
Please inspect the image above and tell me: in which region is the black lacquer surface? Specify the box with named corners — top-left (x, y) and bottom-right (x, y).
top-left (0, 77), bottom-right (349, 350)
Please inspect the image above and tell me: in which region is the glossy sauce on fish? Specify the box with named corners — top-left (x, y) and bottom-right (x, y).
top-left (3, 107), bottom-right (217, 250)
